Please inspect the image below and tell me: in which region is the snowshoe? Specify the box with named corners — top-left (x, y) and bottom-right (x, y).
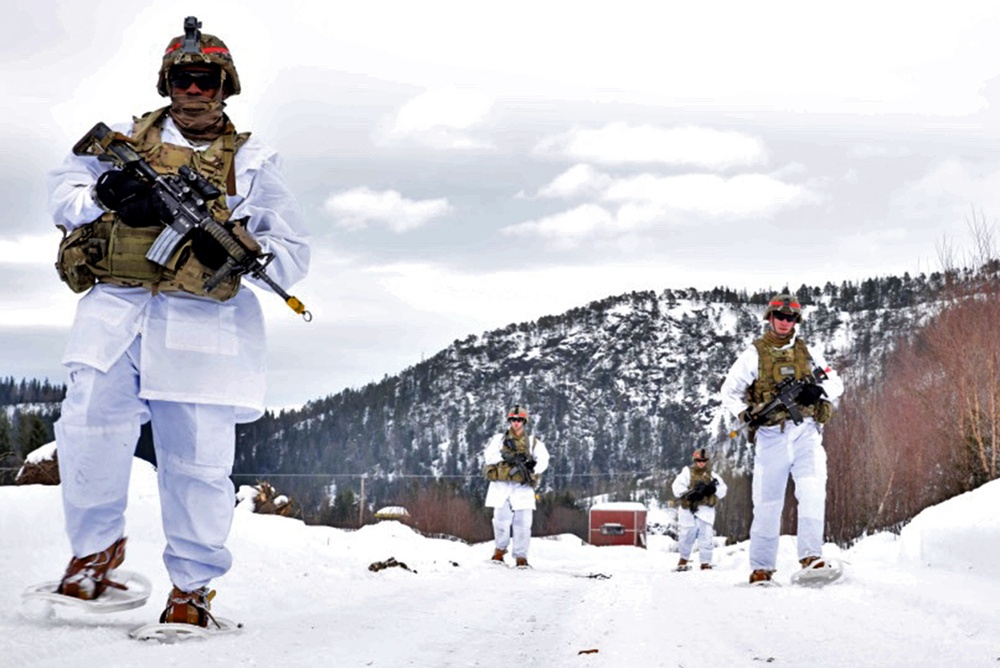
top-left (790, 556), bottom-right (843, 587)
top-left (23, 570), bottom-right (152, 613)
top-left (748, 569), bottom-right (778, 587)
top-left (130, 617), bottom-right (242, 642)
top-left (130, 585), bottom-right (241, 642)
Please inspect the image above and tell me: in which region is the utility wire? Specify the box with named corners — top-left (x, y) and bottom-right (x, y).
top-left (231, 471), bottom-right (666, 479)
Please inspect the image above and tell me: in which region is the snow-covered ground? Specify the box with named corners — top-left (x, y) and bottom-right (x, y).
top-left (3, 459), bottom-right (1000, 667)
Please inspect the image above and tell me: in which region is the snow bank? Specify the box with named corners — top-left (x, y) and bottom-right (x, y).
top-left (898, 478), bottom-right (1000, 576)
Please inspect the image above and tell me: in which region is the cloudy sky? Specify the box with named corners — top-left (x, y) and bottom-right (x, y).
top-left (5, 0), bottom-right (1000, 407)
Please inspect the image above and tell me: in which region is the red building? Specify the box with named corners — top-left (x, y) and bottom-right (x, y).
top-left (588, 501), bottom-right (647, 548)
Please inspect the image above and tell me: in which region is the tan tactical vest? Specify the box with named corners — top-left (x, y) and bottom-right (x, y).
top-left (483, 435), bottom-right (540, 486)
top-left (55, 107), bottom-right (251, 301)
top-left (680, 464), bottom-right (718, 510)
top-left (747, 337), bottom-right (822, 427)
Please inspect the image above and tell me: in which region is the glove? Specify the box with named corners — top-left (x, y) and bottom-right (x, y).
top-left (93, 170), bottom-right (145, 210)
top-left (500, 448), bottom-right (517, 463)
top-left (525, 459), bottom-right (537, 472)
top-left (190, 228), bottom-right (230, 270)
top-left (94, 170), bottom-right (169, 227)
top-left (702, 481), bottom-right (718, 497)
top-left (740, 403), bottom-right (765, 425)
top-left (797, 384), bottom-right (827, 407)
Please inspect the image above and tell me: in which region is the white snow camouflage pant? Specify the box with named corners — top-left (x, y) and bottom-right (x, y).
top-left (677, 511), bottom-right (716, 565)
top-left (492, 500), bottom-right (533, 559)
top-left (750, 419), bottom-right (827, 571)
top-left (56, 337), bottom-right (237, 591)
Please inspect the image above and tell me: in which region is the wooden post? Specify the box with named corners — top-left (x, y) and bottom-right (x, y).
top-left (359, 475), bottom-right (366, 527)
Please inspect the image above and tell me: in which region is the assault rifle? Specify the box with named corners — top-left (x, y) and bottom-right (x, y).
top-left (502, 440), bottom-right (536, 486)
top-left (511, 452), bottom-right (536, 486)
top-left (72, 122), bottom-right (312, 321)
top-left (679, 480), bottom-right (716, 513)
top-left (729, 367), bottom-right (829, 438)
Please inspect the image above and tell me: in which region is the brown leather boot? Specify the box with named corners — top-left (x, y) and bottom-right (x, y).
top-left (515, 557), bottom-right (529, 568)
top-left (57, 536), bottom-right (127, 600)
top-left (159, 586), bottom-right (217, 627)
top-left (491, 548), bottom-right (507, 564)
top-left (675, 558), bottom-right (690, 571)
top-left (700, 563), bottom-right (713, 570)
top-left (749, 569), bottom-right (774, 584)
top-left (800, 556), bottom-right (826, 569)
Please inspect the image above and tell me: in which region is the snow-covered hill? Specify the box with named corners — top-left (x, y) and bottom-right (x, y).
top-left (4, 458), bottom-right (999, 667)
top-left (232, 283), bottom-right (942, 525)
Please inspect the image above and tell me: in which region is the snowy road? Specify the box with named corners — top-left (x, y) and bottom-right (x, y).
top-left (3, 462), bottom-right (1000, 667)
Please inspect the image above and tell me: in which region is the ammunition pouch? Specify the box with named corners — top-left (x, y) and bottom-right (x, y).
top-left (55, 222), bottom-right (111, 293)
top-left (483, 462), bottom-right (537, 487)
top-left (814, 399), bottom-right (835, 424)
top-left (55, 215), bottom-right (246, 301)
top-left (680, 495), bottom-right (717, 511)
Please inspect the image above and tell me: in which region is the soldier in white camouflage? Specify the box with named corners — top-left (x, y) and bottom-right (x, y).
top-left (482, 405), bottom-right (550, 568)
top-left (720, 293), bottom-right (844, 584)
top-left (47, 16), bottom-right (310, 628)
top-left (672, 448), bottom-right (727, 571)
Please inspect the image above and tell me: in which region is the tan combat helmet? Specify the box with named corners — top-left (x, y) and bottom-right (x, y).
top-left (762, 292), bottom-right (802, 323)
top-left (157, 16), bottom-right (241, 97)
top-left (507, 404), bottom-right (529, 422)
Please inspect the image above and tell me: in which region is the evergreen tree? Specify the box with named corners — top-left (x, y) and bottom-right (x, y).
top-left (0, 412), bottom-right (12, 458)
top-left (16, 412), bottom-right (50, 459)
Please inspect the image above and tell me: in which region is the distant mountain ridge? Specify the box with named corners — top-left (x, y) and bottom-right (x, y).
top-left (234, 272), bottom-right (946, 510)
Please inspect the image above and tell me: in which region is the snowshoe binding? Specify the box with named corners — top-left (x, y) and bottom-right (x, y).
top-left (58, 536), bottom-right (128, 600)
top-left (790, 556), bottom-right (843, 588)
top-left (23, 536), bottom-right (151, 613)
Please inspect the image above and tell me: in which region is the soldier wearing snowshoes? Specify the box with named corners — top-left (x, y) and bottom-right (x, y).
top-left (720, 293), bottom-right (843, 585)
top-left (46, 16), bottom-right (310, 629)
top-left (483, 405), bottom-right (550, 568)
top-left (672, 448), bottom-right (727, 571)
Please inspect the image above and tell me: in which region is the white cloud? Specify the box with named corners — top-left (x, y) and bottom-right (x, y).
top-left (500, 204), bottom-right (615, 249)
top-left (534, 123), bottom-right (767, 169)
top-left (536, 164), bottom-right (613, 199)
top-left (381, 87), bottom-right (495, 150)
top-left (892, 158), bottom-right (1000, 228)
top-left (603, 173), bottom-right (814, 217)
top-left (510, 168), bottom-right (818, 250)
top-left (323, 187), bottom-right (451, 233)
